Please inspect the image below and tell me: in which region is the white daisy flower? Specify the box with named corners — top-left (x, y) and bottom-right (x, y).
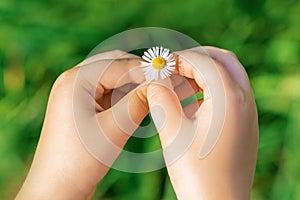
top-left (141, 46), bottom-right (176, 82)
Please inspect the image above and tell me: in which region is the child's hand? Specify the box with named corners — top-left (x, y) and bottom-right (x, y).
top-left (148, 46), bottom-right (258, 200)
top-left (16, 50), bottom-right (149, 200)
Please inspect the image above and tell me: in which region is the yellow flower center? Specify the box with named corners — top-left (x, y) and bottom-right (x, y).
top-left (152, 57), bottom-right (166, 70)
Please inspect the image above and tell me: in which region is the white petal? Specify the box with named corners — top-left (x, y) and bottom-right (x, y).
top-left (160, 69), bottom-right (171, 79)
top-left (141, 61), bottom-right (151, 67)
top-left (165, 66), bottom-right (175, 71)
top-left (151, 71), bottom-right (156, 81)
top-left (142, 69), bottom-right (149, 73)
top-left (142, 47), bottom-right (176, 82)
top-left (148, 48), bottom-right (156, 59)
top-left (169, 67), bottom-right (175, 71)
top-left (144, 65), bottom-right (153, 71)
top-left (154, 70), bottom-right (159, 80)
top-left (144, 51), bottom-right (153, 60)
top-left (166, 66), bottom-right (174, 73)
top-left (166, 57), bottom-right (175, 62)
top-left (154, 47), bottom-right (159, 57)
top-left (167, 61), bottom-right (176, 66)
top-left (159, 46), bottom-right (164, 57)
top-left (165, 54), bottom-right (173, 60)
top-left (161, 48), bottom-right (169, 58)
top-left (151, 47), bottom-right (156, 57)
top-left (142, 55), bottom-right (152, 63)
top-left (144, 67), bottom-right (157, 82)
top-left (160, 70), bottom-right (167, 79)
top-left (161, 68), bottom-right (171, 76)
top-left (146, 74), bottom-right (152, 83)
top-left (145, 69), bottom-right (151, 77)
top-left (143, 66), bottom-right (153, 73)
top-left (150, 47), bottom-right (155, 57)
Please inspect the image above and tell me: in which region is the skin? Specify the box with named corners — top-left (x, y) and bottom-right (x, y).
top-left (16, 47), bottom-right (258, 200)
top-left (149, 47), bottom-right (258, 199)
top-left (16, 50), bottom-right (149, 199)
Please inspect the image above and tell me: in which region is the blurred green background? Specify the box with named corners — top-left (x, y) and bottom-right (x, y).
top-left (0, 0), bottom-right (299, 199)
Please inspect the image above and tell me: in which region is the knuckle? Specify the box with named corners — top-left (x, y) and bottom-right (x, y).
top-left (56, 69), bottom-right (75, 83)
top-left (111, 49), bottom-right (130, 59)
top-left (134, 86), bottom-right (146, 101)
top-left (227, 87), bottom-right (258, 123)
top-left (224, 50), bottom-right (238, 59)
top-left (227, 86), bottom-right (247, 106)
top-left (130, 86), bottom-right (148, 115)
top-left (148, 84), bottom-right (174, 103)
top-left (53, 68), bottom-right (78, 90)
top-left (111, 49), bottom-right (124, 56)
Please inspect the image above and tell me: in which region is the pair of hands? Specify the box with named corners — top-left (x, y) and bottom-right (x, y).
top-left (16, 46), bottom-right (258, 200)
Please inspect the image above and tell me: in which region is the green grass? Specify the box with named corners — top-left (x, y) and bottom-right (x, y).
top-left (0, 0), bottom-right (299, 199)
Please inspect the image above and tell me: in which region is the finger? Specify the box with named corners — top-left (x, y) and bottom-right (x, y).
top-left (79, 50), bottom-right (139, 66)
top-left (95, 58), bottom-right (145, 109)
top-left (147, 78), bottom-right (187, 147)
top-left (95, 84), bottom-right (138, 111)
top-left (97, 84), bottom-right (148, 147)
top-left (99, 58), bottom-right (144, 89)
top-left (76, 58), bottom-right (145, 106)
top-left (147, 79), bottom-right (197, 165)
top-left (176, 50), bottom-right (237, 158)
top-left (182, 98), bottom-right (203, 119)
top-left (74, 84), bottom-right (149, 167)
top-left (193, 46), bottom-right (251, 93)
top-left (96, 90), bottom-right (113, 110)
top-left (87, 186), bottom-right (97, 200)
top-left (176, 50), bottom-right (241, 103)
top-left (174, 77), bottom-right (201, 101)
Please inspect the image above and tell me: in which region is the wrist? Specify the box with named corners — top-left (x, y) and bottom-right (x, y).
top-left (16, 166), bottom-right (94, 200)
top-left (167, 165), bottom-right (250, 200)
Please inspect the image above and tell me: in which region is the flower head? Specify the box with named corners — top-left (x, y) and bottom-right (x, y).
top-left (141, 46), bottom-right (176, 82)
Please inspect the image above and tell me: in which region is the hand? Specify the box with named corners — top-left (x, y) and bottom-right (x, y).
top-left (16, 50), bottom-right (149, 200)
top-left (147, 46), bottom-right (258, 200)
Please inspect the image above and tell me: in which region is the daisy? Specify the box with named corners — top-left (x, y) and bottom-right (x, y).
top-left (141, 46), bottom-right (176, 82)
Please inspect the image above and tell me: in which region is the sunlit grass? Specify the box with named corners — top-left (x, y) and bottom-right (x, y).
top-left (0, 0), bottom-right (299, 199)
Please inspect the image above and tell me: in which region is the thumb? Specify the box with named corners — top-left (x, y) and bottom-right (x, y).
top-left (147, 79), bottom-right (182, 146)
top-left (147, 79), bottom-right (197, 165)
top-left (98, 84), bottom-right (149, 147)
top-left (75, 84), bottom-right (149, 167)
